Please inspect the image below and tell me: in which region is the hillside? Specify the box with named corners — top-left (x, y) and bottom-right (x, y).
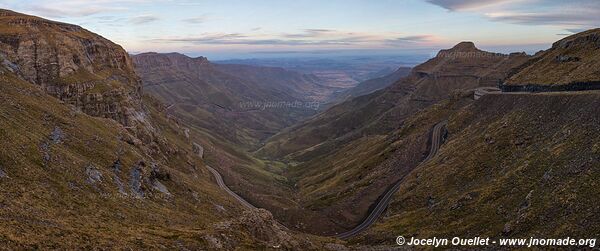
top-left (506, 28), bottom-right (600, 87)
top-left (358, 91), bottom-right (600, 245)
top-left (0, 9), bottom-right (340, 249)
top-left (214, 63), bottom-right (334, 102)
top-left (132, 52), bottom-right (331, 148)
top-left (346, 29), bottom-right (600, 245)
top-left (258, 42), bottom-right (529, 161)
top-left (255, 42), bottom-right (530, 234)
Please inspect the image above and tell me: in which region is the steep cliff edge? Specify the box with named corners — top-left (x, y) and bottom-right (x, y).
top-left (0, 9), bottom-right (143, 127)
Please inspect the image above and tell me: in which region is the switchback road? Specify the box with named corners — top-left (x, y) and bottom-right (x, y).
top-left (206, 122), bottom-right (448, 239)
top-left (333, 121), bottom-right (448, 239)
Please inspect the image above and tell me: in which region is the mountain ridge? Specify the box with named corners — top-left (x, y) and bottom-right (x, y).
top-left (132, 52), bottom-right (332, 148)
top-left (506, 28), bottom-right (600, 86)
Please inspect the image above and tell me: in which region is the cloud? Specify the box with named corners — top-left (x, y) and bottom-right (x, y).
top-left (485, 10), bottom-right (600, 26)
top-left (388, 35), bottom-right (434, 43)
top-left (182, 15), bottom-right (208, 24)
top-left (150, 30), bottom-right (391, 47)
top-left (152, 36), bottom-right (364, 46)
top-left (25, 5), bottom-right (125, 18)
top-left (149, 32), bottom-right (442, 50)
top-left (283, 29), bottom-right (341, 38)
top-left (384, 35), bottom-right (437, 47)
top-left (14, 0), bottom-right (150, 18)
top-left (426, 0), bottom-right (524, 11)
top-left (425, 0), bottom-right (600, 32)
top-left (130, 14), bottom-right (160, 24)
top-left (252, 50), bottom-right (345, 54)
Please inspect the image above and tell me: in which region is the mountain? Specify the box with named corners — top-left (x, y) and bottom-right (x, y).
top-left (0, 9), bottom-right (143, 128)
top-left (5, 6), bottom-right (600, 250)
top-left (0, 9), bottom-right (340, 249)
top-left (259, 42), bottom-right (530, 160)
top-left (331, 66), bottom-right (411, 102)
top-left (216, 56), bottom-right (424, 91)
top-left (132, 52), bottom-right (332, 148)
top-left (505, 28), bottom-right (600, 88)
top-left (359, 91), bottom-right (600, 244)
top-left (255, 29), bottom-right (600, 243)
top-left (213, 63), bottom-right (333, 102)
top-left (256, 42), bottom-right (530, 234)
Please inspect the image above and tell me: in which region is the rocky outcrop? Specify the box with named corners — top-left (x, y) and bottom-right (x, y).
top-left (192, 142), bottom-right (204, 159)
top-left (130, 162), bottom-right (145, 198)
top-left (0, 9), bottom-right (143, 127)
top-left (85, 165), bottom-right (103, 184)
top-left (207, 209), bottom-right (321, 250)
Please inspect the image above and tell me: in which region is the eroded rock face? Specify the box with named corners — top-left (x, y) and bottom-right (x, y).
top-left (85, 165), bottom-right (103, 184)
top-left (0, 9), bottom-right (143, 126)
top-left (130, 162), bottom-right (145, 198)
top-left (192, 142), bottom-right (204, 159)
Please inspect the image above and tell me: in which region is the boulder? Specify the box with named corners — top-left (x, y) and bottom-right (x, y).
top-left (193, 142), bottom-right (204, 159)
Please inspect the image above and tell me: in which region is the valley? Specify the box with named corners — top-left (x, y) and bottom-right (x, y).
top-left (1, 3), bottom-right (600, 250)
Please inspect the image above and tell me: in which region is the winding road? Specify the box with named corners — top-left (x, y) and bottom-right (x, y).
top-left (332, 87), bottom-right (539, 238)
top-left (204, 87), bottom-right (520, 239)
top-left (205, 121), bottom-right (448, 239)
top-left (206, 165), bottom-right (256, 209)
top-left (333, 120), bottom-right (448, 239)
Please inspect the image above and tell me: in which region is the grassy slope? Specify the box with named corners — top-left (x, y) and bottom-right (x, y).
top-left (507, 28), bottom-right (600, 85)
top-left (358, 92), bottom-right (600, 245)
top-left (283, 93), bottom-right (474, 234)
top-left (0, 69), bottom-right (256, 249)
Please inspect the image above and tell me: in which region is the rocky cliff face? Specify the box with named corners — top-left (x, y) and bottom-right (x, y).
top-left (0, 9), bottom-right (143, 126)
top-left (132, 52), bottom-right (209, 72)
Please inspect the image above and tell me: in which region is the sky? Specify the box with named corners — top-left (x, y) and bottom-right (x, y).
top-left (0, 0), bottom-right (598, 59)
